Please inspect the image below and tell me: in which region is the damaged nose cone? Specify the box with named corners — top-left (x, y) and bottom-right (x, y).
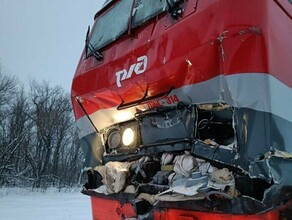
top-left (81, 102), bottom-right (292, 219)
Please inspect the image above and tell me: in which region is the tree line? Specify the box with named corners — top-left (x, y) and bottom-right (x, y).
top-left (0, 67), bottom-right (83, 188)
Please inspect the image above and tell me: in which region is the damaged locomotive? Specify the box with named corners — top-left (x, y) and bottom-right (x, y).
top-left (71, 0), bottom-right (292, 219)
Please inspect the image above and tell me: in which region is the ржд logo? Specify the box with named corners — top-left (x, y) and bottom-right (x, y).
top-left (115, 55), bottom-right (148, 87)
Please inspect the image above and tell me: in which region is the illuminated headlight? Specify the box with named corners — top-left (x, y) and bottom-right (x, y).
top-left (122, 128), bottom-right (135, 146)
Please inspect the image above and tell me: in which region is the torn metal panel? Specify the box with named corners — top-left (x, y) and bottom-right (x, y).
top-left (140, 107), bottom-right (195, 145)
top-left (191, 141), bottom-right (239, 168)
top-left (268, 157), bottom-right (292, 185)
top-left (248, 159), bottom-right (273, 182)
top-left (80, 132), bottom-right (104, 167)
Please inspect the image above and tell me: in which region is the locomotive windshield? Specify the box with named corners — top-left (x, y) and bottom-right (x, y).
top-left (89, 0), bottom-right (133, 51)
top-left (89, 0), bottom-right (168, 52)
top-left (132, 0), bottom-right (168, 28)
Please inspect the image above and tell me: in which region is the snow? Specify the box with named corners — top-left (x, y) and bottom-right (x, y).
top-left (0, 187), bottom-right (92, 220)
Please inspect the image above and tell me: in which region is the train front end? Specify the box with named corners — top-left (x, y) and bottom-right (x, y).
top-left (71, 0), bottom-right (292, 219)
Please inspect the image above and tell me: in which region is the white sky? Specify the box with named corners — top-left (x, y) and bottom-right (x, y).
top-left (0, 0), bottom-right (106, 91)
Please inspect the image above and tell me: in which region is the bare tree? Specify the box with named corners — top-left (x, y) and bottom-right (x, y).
top-left (0, 68), bottom-right (83, 188)
top-left (0, 91), bottom-right (32, 186)
top-left (28, 81), bottom-right (80, 188)
top-left (0, 65), bottom-right (16, 108)
top-left (0, 66), bottom-right (19, 185)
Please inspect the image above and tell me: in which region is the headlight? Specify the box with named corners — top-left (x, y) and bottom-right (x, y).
top-left (107, 130), bottom-right (121, 149)
top-left (122, 128), bottom-right (135, 146)
top-left (105, 121), bottom-right (140, 154)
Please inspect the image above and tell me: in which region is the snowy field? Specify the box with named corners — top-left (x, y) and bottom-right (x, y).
top-left (0, 187), bottom-right (92, 220)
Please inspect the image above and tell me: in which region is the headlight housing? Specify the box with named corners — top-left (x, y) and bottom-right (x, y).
top-left (107, 130), bottom-right (121, 149)
top-left (105, 121), bottom-right (140, 154)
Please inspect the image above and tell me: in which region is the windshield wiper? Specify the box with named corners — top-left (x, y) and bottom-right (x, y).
top-left (85, 26), bottom-right (103, 61)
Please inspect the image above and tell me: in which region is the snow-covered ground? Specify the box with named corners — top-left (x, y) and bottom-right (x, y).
top-left (0, 187), bottom-right (92, 220)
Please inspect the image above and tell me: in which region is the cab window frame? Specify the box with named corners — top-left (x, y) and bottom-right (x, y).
top-left (88, 0), bottom-right (171, 54)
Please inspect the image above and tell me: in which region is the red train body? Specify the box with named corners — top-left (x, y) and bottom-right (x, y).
top-left (71, 0), bottom-right (292, 219)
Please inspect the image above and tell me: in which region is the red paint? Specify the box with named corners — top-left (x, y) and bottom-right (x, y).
top-left (153, 208), bottom-right (279, 220)
top-left (90, 196), bottom-right (283, 220)
top-left (72, 0), bottom-right (292, 120)
top-left (90, 197), bottom-right (136, 220)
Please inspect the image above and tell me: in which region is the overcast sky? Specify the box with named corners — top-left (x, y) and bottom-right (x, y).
top-left (0, 0), bottom-right (105, 91)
